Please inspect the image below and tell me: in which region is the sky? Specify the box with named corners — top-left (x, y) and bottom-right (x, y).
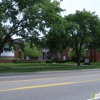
top-left (60, 0), bottom-right (100, 17)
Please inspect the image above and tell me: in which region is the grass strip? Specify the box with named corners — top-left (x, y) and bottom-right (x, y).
top-left (0, 63), bottom-right (100, 73)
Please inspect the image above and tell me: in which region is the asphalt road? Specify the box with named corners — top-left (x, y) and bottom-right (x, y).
top-left (0, 69), bottom-right (100, 100)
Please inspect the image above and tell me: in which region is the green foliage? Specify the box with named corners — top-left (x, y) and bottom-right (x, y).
top-left (65, 9), bottom-right (100, 66)
top-left (65, 9), bottom-right (100, 49)
top-left (97, 48), bottom-right (100, 52)
top-left (0, 57), bottom-right (20, 60)
top-left (55, 60), bottom-right (67, 63)
top-left (69, 49), bottom-right (76, 57)
top-left (22, 42), bottom-right (41, 57)
top-left (69, 49), bottom-right (86, 58)
top-left (52, 57), bottom-right (59, 62)
top-left (44, 18), bottom-right (68, 53)
top-left (14, 60), bottom-right (45, 63)
top-left (46, 60), bottom-right (67, 63)
top-left (46, 60), bottom-right (53, 63)
top-left (0, 0), bottom-right (63, 53)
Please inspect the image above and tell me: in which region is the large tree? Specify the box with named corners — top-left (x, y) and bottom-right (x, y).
top-left (0, 0), bottom-right (63, 54)
top-left (43, 18), bottom-right (68, 54)
top-left (65, 9), bottom-right (100, 66)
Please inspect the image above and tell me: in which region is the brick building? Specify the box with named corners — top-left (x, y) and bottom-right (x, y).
top-left (1, 46), bottom-right (100, 62)
top-left (88, 49), bottom-right (100, 62)
top-left (61, 47), bottom-right (100, 62)
top-left (1, 49), bottom-right (20, 58)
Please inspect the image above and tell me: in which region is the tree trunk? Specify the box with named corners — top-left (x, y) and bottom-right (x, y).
top-left (76, 54), bottom-right (81, 66)
top-left (0, 48), bottom-right (3, 58)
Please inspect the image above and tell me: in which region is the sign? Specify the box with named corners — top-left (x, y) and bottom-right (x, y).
top-left (85, 59), bottom-right (89, 63)
top-left (84, 59), bottom-right (90, 65)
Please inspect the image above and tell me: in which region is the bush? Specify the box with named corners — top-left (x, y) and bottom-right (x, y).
top-left (0, 57), bottom-right (20, 60)
top-left (46, 60), bottom-right (53, 63)
top-left (14, 60), bottom-right (45, 63)
top-left (52, 57), bottom-right (59, 62)
top-left (46, 60), bottom-right (67, 63)
top-left (56, 60), bottom-right (67, 63)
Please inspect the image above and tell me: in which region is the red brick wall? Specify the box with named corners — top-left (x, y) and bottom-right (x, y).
top-left (61, 47), bottom-right (71, 60)
top-left (13, 44), bottom-right (20, 58)
top-left (90, 49), bottom-right (96, 62)
top-left (0, 60), bottom-right (14, 63)
top-left (14, 49), bottom-right (20, 58)
top-left (61, 47), bottom-right (100, 62)
top-left (86, 49), bottom-right (100, 62)
top-left (96, 50), bottom-right (100, 62)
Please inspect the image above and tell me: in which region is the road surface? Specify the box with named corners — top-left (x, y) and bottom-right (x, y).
top-left (0, 69), bottom-right (100, 100)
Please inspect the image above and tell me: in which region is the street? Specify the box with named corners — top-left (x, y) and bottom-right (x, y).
top-left (0, 69), bottom-right (100, 100)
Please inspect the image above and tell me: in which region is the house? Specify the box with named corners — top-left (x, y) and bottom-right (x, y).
top-left (1, 45), bottom-right (100, 62)
top-left (86, 49), bottom-right (100, 62)
top-left (61, 47), bottom-right (100, 62)
top-left (1, 49), bottom-right (20, 58)
top-left (1, 43), bottom-right (20, 58)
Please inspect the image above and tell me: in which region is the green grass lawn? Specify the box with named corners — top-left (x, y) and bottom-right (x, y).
top-left (0, 62), bottom-right (100, 73)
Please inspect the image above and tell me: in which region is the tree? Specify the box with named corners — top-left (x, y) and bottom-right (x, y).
top-left (21, 42), bottom-right (41, 58)
top-left (65, 9), bottom-right (100, 66)
top-left (69, 48), bottom-right (86, 59)
top-left (44, 18), bottom-right (69, 54)
top-left (0, 0), bottom-right (63, 55)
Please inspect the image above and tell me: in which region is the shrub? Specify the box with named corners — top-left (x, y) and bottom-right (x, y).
top-left (46, 60), bottom-right (53, 63)
top-left (56, 60), bottom-right (67, 63)
top-left (13, 60), bottom-right (43, 63)
top-left (52, 57), bottom-right (59, 62)
top-left (0, 57), bottom-right (20, 60)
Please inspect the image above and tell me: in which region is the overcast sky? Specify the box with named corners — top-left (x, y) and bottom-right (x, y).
top-left (60, 0), bottom-right (100, 17)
